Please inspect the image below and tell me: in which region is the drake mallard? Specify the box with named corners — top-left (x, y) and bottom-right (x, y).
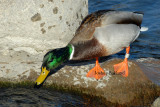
top-left (34, 10), bottom-right (147, 87)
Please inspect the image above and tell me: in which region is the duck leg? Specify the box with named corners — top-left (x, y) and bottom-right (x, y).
top-left (114, 46), bottom-right (130, 77)
top-left (86, 57), bottom-right (106, 80)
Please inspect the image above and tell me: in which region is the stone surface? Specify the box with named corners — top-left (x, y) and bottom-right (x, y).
top-left (0, 52), bottom-right (160, 106)
top-left (136, 58), bottom-right (160, 86)
top-left (44, 58), bottom-right (160, 106)
top-left (0, 0), bottom-right (88, 54)
top-left (0, 0), bottom-right (88, 79)
top-left (152, 97), bottom-right (160, 107)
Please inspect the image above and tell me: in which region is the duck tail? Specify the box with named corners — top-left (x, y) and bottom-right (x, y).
top-left (140, 27), bottom-right (148, 32)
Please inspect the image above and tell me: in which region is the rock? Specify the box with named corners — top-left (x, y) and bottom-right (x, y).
top-left (0, 0), bottom-right (88, 80)
top-left (0, 0), bottom-right (88, 53)
top-left (136, 58), bottom-right (160, 86)
top-left (44, 58), bottom-right (160, 106)
top-left (0, 54), bottom-right (160, 106)
top-left (152, 97), bottom-right (160, 107)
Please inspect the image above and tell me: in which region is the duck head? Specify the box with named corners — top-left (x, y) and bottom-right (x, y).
top-left (34, 44), bottom-right (73, 88)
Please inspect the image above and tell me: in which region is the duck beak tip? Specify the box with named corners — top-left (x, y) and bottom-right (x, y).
top-left (34, 82), bottom-right (42, 89)
top-left (34, 67), bottom-right (50, 89)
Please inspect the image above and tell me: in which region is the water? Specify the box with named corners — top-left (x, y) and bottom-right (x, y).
top-left (1, 0), bottom-right (160, 106)
top-left (0, 88), bottom-right (86, 106)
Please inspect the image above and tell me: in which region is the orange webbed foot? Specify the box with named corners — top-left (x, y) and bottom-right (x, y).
top-left (86, 57), bottom-right (106, 80)
top-left (114, 58), bottom-right (128, 77)
top-left (114, 46), bottom-right (130, 77)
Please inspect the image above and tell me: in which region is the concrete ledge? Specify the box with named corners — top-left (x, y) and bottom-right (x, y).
top-left (0, 0), bottom-right (88, 80)
top-left (0, 0), bottom-right (88, 53)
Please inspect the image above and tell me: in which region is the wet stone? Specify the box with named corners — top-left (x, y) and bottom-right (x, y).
top-left (59, 16), bottom-right (62, 20)
top-left (40, 22), bottom-right (45, 27)
top-left (41, 28), bottom-right (46, 34)
top-left (31, 13), bottom-right (41, 22)
top-left (48, 25), bottom-right (56, 30)
top-left (53, 7), bottom-right (58, 14)
top-left (66, 21), bottom-right (70, 26)
top-left (48, 0), bottom-right (53, 2)
top-left (40, 4), bottom-right (44, 8)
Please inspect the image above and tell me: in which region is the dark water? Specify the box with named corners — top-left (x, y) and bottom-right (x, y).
top-left (1, 0), bottom-right (160, 106)
top-left (0, 88), bottom-right (86, 106)
top-left (89, 0), bottom-right (160, 59)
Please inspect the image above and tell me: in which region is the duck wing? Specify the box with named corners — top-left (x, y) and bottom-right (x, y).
top-left (69, 10), bottom-right (112, 44)
top-left (69, 10), bottom-right (143, 45)
top-left (94, 24), bottom-right (141, 55)
top-left (69, 10), bottom-right (143, 60)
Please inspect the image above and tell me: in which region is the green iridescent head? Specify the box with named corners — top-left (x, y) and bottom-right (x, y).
top-left (34, 45), bottom-right (73, 88)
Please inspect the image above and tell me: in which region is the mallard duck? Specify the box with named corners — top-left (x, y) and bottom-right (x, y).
top-left (34, 10), bottom-right (147, 88)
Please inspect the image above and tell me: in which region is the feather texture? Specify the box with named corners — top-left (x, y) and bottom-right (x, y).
top-left (69, 10), bottom-right (144, 60)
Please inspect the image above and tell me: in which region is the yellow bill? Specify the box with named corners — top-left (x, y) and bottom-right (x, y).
top-left (35, 67), bottom-right (50, 85)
